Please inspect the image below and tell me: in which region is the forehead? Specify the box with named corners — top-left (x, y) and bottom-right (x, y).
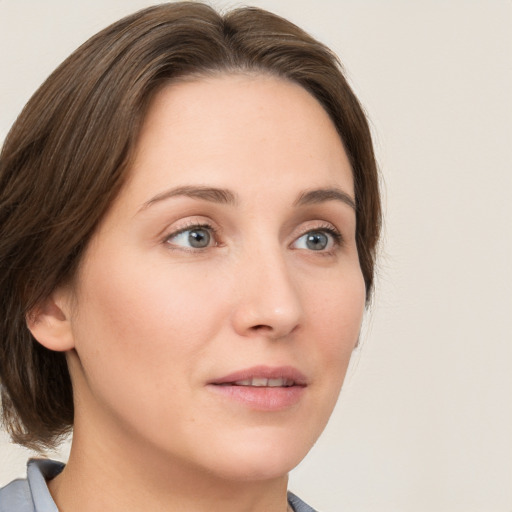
top-left (125, 73), bottom-right (353, 205)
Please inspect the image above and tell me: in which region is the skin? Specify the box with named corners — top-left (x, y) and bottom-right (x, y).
top-left (30, 74), bottom-right (366, 512)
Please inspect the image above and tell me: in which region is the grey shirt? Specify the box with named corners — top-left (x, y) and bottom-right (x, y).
top-left (0, 459), bottom-right (317, 512)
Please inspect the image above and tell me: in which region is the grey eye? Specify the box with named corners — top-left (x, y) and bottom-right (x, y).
top-left (167, 226), bottom-right (213, 249)
top-left (187, 228), bottom-right (211, 248)
top-left (304, 232), bottom-right (329, 250)
top-left (293, 230), bottom-right (334, 251)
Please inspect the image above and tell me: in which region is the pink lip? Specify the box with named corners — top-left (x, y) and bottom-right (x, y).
top-left (207, 365), bottom-right (307, 411)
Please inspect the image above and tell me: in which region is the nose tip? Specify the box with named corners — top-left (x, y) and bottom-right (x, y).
top-left (231, 257), bottom-right (303, 340)
top-left (233, 301), bottom-right (302, 340)
top-left (247, 307), bottom-right (300, 338)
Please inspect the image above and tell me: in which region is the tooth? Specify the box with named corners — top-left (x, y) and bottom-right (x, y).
top-left (251, 378), bottom-right (268, 387)
top-left (234, 379), bottom-right (252, 386)
top-left (232, 377), bottom-right (294, 387)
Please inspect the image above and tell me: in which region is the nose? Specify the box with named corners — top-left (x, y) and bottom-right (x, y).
top-left (230, 247), bottom-right (303, 340)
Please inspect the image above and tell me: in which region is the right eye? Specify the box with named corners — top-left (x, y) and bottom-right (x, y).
top-left (165, 224), bottom-right (216, 250)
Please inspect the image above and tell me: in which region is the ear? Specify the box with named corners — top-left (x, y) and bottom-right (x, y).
top-left (26, 288), bottom-right (75, 352)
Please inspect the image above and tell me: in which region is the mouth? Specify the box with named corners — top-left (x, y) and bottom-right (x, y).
top-left (208, 366), bottom-right (307, 411)
top-left (221, 377), bottom-right (297, 387)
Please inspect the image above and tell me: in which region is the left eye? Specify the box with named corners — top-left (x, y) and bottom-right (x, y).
top-left (166, 226), bottom-right (214, 249)
top-left (292, 230), bottom-right (337, 251)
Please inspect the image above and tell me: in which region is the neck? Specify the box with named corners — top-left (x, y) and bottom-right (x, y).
top-left (49, 422), bottom-right (290, 512)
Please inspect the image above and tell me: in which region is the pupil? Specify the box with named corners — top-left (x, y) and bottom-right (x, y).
top-left (188, 229), bottom-right (210, 248)
top-left (306, 232), bottom-right (328, 250)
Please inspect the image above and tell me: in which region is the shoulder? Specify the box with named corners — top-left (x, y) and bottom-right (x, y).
top-left (288, 491), bottom-right (319, 512)
top-left (0, 459), bottom-right (64, 512)
top-left (0, 478), bottom-right (34, 512)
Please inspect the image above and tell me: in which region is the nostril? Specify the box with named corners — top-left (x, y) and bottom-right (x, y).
top-left (250, 324), bottom-right (272, 331)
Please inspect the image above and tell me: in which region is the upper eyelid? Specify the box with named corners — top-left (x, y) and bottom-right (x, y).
top-left (291, 221), bottom-right (343, 239)
top-left (164, 222), bottom-right (218, 242)
top-left (167, 222), bottom-right (216, 237)
top-left (163, 217), bottom-right (218, 236)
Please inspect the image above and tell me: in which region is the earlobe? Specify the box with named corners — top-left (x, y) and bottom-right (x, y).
top-left (26, 291), bottom-right (75, 352)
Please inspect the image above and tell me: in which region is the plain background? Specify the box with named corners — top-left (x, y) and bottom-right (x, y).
top-left (1, 1), bottom-right (511, 511)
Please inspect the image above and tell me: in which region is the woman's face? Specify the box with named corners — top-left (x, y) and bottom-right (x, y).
top-left (65, 74), bottom-right (365, 480)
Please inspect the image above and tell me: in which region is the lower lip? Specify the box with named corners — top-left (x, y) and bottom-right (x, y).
top-left (207, 384), bottom-right (306, 411)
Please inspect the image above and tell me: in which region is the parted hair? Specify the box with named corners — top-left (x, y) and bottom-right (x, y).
top-left (0, 2), bottom-right (381, 450)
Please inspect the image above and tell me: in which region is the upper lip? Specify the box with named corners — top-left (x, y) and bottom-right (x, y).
top-left (209, 365), bottom-right (308, 386)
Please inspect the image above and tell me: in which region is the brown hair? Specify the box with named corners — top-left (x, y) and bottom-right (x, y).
top-left (0, 2), bottom-right (380, 450)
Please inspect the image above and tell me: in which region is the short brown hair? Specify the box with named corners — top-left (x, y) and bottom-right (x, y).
top-left (0, 2), bottom-right (381, 450)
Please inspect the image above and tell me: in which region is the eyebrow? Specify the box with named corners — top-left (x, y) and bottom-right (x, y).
top-left (140, 185), bottom-right (238, 211)
top-left (139, 185), bottom-right (355, 212)
top-left (293, 187), bottom-right (356, 211)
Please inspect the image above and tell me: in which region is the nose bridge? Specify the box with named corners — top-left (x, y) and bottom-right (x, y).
top-left (232, 239), bottom-right (303, 338)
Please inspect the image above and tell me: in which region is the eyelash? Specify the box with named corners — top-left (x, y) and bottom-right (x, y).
top-left (291, 223), bottom-right (344, 256)
top-left (163, 222), bottom-right (343, 253)
top-left (163, 222), bottom-right (220, 252)
top-left (305, 224), bottom-right (344, 247)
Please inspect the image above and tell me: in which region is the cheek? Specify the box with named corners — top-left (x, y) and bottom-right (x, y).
top-left (312, 266), bottom-right (365, 339)
top-left (70, 252), bottom-right (230, 394)
top-left (68, 254), bottom-right (237, 447)
top-left (307, 267), bottom-right (365, 383)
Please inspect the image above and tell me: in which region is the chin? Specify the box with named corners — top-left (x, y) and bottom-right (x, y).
top-left (195, 427), bottom-right (317, 482)
top-left (209, 454), bottom-right (299, 483)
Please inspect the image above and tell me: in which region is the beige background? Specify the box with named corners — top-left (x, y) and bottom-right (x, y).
top-left (1, 1), bottom-right (511, 511)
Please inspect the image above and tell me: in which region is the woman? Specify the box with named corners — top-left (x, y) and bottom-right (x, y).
top-left (0, 3), bottom-right (380, 511)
